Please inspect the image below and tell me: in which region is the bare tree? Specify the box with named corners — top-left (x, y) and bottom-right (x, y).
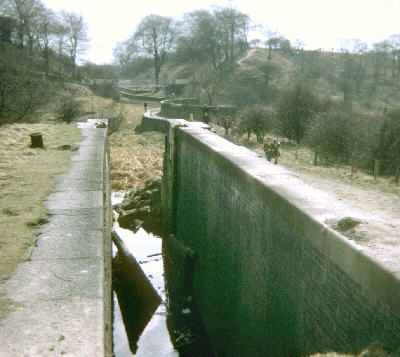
top-left (262, 28), bottom-right (279, 60)
top-left (53, 20), bottom-right (68, 75)
top-left (176, 10), bottom-right (222, 73)
top-left (213, 6), bottom-right (250, 64)
top-left (276, 83), bottom-right (320, 144)
top-left (113, 40), bottom-right (138, 67)
top-left (35, 7), bottom-right (57, 76)
top-left (198, 64), bottom-right (223, 105)
top-left (0, 46), bottom-right (53, 125)
top-left (133, 14), bottom-right (176, 84)
top-left (1, 0), bottom-right (43, 50)
top-left (61, 10), bottom-right (88, 78)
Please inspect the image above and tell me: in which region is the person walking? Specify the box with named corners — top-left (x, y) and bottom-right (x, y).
top-left (272, 139), bottom-right (280, 164)
top-left (263, 138), bottom-right (274, 162)
top-left (224, 116), bottom-right (231, 135)
top-left (202, 104), bottom-right (210, 125)
top-left (144, 98), bottom-right (148, 112)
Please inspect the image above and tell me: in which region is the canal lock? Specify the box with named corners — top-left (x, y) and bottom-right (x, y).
top-left (111, 179), bottom-right (214, 356)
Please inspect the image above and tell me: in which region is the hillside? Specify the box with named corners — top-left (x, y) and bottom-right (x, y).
top-left (128, 47), bottom-right (400, 116)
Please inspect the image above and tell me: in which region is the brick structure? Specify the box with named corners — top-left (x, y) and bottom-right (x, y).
top-left (141, 112), bottom-right (400, 356)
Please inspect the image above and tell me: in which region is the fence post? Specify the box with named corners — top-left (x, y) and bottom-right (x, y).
top-left (374, 159), bottom-right (380, 180)
top-left (350, 151), bottom-right (355, 178)
top-left (314, 146), bottom-right (319, 166)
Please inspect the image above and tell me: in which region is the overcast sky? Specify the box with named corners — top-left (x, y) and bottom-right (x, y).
top-left (42, 0), bottom-right (400, 64)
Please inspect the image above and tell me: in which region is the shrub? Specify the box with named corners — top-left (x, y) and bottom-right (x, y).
top-left (306, 109), bottom-right (356, 165)
top-left (91, 82), bottom-right (120, 101)
top-left (375, 109), bottom-right (400, 174)
top-left (242, 107), bottom-right (275, 142)
top-left (56, 98), bottom-right (83, 124)
top-left (0, 47), bottom-right (54, 126)
top-left (276, 84), bottom-right (320, 144)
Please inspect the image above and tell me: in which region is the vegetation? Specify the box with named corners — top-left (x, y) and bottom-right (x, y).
top-left (0, 122), bottom-right (83, 318)
top-left (56, 97), bottom-right (83, 124)
top-left (112, 7), bottom-right (400, 178)
top-left (1, 2), bottom-right (399, 178)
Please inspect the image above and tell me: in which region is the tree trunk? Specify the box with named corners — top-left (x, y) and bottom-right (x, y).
top-left (154, 55), bottom-right (160, 85)
top-left (384, 55), bottom-right (387, 85)
top-left (72, 55), bottom-right (76, 78)
top-left (0, 85), bottom-right (4, 126)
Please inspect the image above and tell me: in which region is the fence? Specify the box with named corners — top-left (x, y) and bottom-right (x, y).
top-left (311, 147), bottom-right (400, 183)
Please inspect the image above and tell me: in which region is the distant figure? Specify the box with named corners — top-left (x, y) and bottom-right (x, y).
top-left (272, 139), bottom-right (280, 164)
top-left (189, 113), bottom-right (194, 121)
top-left (224, 116), bottom-right (231, 135)
top-left (144, 100), bottom-right (148, 112)
top-left (263, 138), bottom-right (274, 162)
top-left (202, 104), bottom-right (210, 125)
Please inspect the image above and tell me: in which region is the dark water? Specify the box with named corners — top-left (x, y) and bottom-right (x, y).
top-left (111, 191), bottom-right (214, 357)
top-left (112, 226), bottom-right (178, 357)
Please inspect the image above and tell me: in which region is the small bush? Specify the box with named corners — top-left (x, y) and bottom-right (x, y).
top-left (91, 82), bottom-right (120, 101)
top-left (241, 107), bottom-right (275, 142)
top-left (306, 109), bottom-right (356, 165)
top-left (56, 98), bottom-right (83, 124)
top-left (276, 83), bottom-right (321, 144)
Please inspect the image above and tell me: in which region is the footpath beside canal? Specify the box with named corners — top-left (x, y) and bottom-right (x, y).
top-left (0, 119), bottom-right (112, 356)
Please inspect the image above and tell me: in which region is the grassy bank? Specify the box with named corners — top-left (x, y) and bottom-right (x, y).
top-left (108, 99), bottom-right (164, 192)
top-left (0, 123), bottom-right (83, 318)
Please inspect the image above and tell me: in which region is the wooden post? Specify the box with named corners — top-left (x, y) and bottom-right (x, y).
top-left (29, 133), bottom-right (43, 148)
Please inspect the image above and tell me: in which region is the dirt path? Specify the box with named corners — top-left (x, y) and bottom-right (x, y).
top-left (211, 124), bottom-right (400, 232)
top-left (237, 47), bottom-right (257, 67)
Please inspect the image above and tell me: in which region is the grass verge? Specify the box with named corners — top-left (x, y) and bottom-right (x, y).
top-left (0, 122), bottom-right (83, 319)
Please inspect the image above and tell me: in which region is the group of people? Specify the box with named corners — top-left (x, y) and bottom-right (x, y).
top-left (263, 138), bottom-right (280, 164)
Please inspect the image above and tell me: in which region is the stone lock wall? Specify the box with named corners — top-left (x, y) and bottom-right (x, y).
top-left (158, 118), bottom-right (400, 356)
top-left (133, 110), bottom-right (400, 356)
top-left (160, 99), bottom-right (237, 124)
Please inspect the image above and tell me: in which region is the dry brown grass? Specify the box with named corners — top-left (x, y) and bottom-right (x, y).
top-left (108, 99), bottom-right (164, 192)
top-left (63, 93), bottom-right (164, 193)
top-left (0, 122), bottom-right (82, 318)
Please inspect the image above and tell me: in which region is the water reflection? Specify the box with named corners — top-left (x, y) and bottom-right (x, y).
top-left (112, 225), bottom-right (178, 357)
top-left (113, 250), bottom-right (160, 354)
top-left (112, 192), bottom-right (213, 356)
